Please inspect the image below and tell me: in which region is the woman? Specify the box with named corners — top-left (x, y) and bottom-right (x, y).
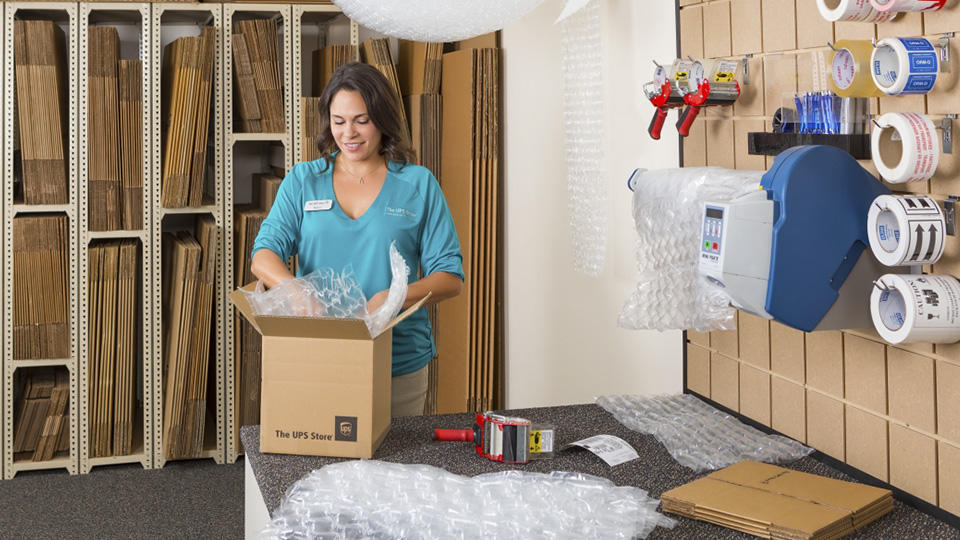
top-left (250, 62), bottom-right (464, 417)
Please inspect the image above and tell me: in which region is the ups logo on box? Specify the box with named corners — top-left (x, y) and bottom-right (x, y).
top-left (335, 416), bottom-right (358, 442)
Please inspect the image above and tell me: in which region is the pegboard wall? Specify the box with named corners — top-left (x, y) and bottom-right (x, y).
top-left (679, 0), bottom-right (960, 517)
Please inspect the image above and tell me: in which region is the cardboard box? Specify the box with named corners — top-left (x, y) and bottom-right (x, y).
top-left (230, 283), bottom-right (427, 458)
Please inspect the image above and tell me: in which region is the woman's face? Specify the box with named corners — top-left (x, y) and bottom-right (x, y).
top-left (329, 89), bottom-right (383, 163)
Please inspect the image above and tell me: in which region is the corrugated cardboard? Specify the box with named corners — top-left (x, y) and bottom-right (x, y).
top-left (771, 377), bottom-right (806, 442)
top-left (739, 363), bottom-right (771, 426)
top-left (805, 390), bottom-right (845, 461)
top-left (845, 406), bottom-right (889, 482)
top-left (686, 344), bottom-right (711, 397)
top-left (889, 424), bottom-right (938, 504)
top-left (662, 460), bottom-right (893, 539)
top-left (939, 442), bottom-right (960, 515)
top-left (230, 283), bottom-right (428, 458)
top-left (937, 360), bottom-right (960, 442)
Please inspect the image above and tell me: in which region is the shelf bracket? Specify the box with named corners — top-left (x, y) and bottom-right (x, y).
top-left (938, 32), bottom-right (954, 72)
top-left (741, 54), bottom-right (753, 85)
top-left (944, 196), bottom-right (958, 236)
top-left (942, 114), bottom-right (955, 154)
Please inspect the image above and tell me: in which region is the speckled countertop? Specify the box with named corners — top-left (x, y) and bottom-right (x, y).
top-left (241, 403), bottom-right (960, 539)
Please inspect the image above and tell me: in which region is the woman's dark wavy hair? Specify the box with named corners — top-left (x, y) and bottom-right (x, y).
top-left (316, 62), bottom-right (415, 171)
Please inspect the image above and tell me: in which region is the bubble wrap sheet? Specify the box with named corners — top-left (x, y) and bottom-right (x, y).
top-left (243, 242), bottom-right (408, 338)
top-left (596, 394), bottom-right (812, 473)
top-left (262, 460), bottom-right (676, 539)
top-left (331, 0), bottom-right (543, 42)
top-left (560, 0), bottom-right (607, 276)
top-left (619, 167), bottom-right (763, 332)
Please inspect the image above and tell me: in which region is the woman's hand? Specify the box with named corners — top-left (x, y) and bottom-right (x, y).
top-left (367, 289), bottom-right (389, 313)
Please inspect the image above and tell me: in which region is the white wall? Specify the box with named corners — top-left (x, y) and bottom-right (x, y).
top-left (501, 0), bottom-right (682, 407)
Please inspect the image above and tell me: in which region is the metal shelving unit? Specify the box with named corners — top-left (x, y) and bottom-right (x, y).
top-left (3, 2), bottom-right (80, 479)
top-left (77, 2), bottom-right (152, 474)
top-left (222, 3), bottom-right (292, 464)
top-left (151, 2), bottom-right (224, 468)
top-left (291, 4), bottom-right (350, 163)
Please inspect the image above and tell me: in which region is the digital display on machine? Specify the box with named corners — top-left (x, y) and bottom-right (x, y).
top-left (706, 208), bottom-right (724, 219)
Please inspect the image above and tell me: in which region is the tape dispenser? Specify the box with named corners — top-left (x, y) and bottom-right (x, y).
top-left (676, 59), bottom-right (741, 137)
top-left (434, 412), bottom-right (555, 464)
top-left (643, 60), bottom-right (690, 140)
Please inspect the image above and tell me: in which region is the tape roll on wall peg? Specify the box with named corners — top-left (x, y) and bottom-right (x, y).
top-left (869, 0), bottom-right (946, 12)
top-left (871, 112), bottom-right (939, 183)
top-left (871, 274), bottom-right (960, 344)
top-left (817, 0), bottom-right (897, 21)
top-left (871, 37), bottom-right (939, 95)
top-left (867, 194), bottom-right (945, 266)
top-left (830, 40), bottom-right (885, 97)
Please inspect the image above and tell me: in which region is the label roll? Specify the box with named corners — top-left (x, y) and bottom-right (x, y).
top-left (871, 112), bottom-right (939, 183)
top-left (867, 194), bottom-right (945, 266)
top-left (871, 37), bottom-right (939, 95)
top-left (829, 40), bottom-right (885, 97)
top-left (869, 0), bottom-right (946, 12)
top-left (817, 0), bottom-right (897, 21)
top-left (871, 274), bottom-right (960, 344)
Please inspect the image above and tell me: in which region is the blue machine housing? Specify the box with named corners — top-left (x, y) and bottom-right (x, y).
top-left (760, 145), bottom-right (891, 332)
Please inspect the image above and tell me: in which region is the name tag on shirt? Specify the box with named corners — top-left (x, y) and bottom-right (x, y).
top-left (304, 199), bottom-right (333, 212)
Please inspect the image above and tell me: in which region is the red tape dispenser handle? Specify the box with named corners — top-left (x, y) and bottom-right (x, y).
top-left (676, 105), bottom-right (700, 137)
top-left (433, 429), bottom-right (475, 442)
top-left (648, 107), bottom-right (668, 140)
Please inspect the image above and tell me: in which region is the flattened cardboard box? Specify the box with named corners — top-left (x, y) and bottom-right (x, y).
top-left (661, 460), bottom-right (893, 539)
top-left (231, 283), bottom-right (428, 458)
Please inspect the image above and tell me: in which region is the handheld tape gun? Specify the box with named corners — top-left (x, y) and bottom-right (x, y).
top-left (434, 412), bottom-right (556, 464)
top-left (643, 60), bottom-right (691, 140)
top-left (676, 58), bottom-right (741, 137)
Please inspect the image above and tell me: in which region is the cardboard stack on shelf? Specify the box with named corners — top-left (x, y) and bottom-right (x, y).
top-left (232, 18), bottom-right (285, 133)
top-left (13, 215), bottom-right (71, 360)
top-left (87, 240), bottom-right (139, 458)
top-left (13, 367), bottom-right (70, 462)
top-left (361, 38), bottom-right (406, 129)
top-left (88, 27), bottom-right (143, 232)
top-left (437, 46), bottom-right (500, 412)
top-left (14, 19), bottom-right (69, 205)
top-left (160, 27), bottom-right (215, 208)
top-left (119, 59), bottom-right (143, 230)
top-left (400, 40), bottom-right (442, 180)
top-left (300, 44), bottom-right (352, 162)
top-left (661, 461), bottom-right (894, 539)
top-left (161, 216), bottom-right (217, 459)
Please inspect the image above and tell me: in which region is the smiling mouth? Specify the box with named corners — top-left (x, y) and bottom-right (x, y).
top-left (343, 142), bottom-right (363, 151)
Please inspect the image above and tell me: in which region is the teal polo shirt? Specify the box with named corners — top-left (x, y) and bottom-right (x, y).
top-left (251, 157), bottom-right (464, 376)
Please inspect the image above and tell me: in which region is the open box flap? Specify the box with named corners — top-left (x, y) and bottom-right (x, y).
top-left (230, 282), bottom-right (432, 339)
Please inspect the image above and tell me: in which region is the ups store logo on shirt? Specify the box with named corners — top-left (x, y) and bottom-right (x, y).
top-left (335, 416), bottom-right (358, 442)
top-left (385, 206), bottom-right (417, 220)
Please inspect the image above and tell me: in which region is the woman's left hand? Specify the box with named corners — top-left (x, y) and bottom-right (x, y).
top-left (367, 289), bottom-right (389, 313)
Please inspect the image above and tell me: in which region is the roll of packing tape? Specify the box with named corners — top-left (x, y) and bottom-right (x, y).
top-left (829, 40), bottom-right (885, 97)
top-left (817, 0), bottom-right (897, 21)
top-left (867, 194), bottom-right (945, 266)
top-left (871, 112), bottom-right (939, 183)
top-left (871, 37), bottom-right (939, 95)
top-left (869, 0), bottom-right (946, 12)
top-left (871, 274), bottom-right (960, 344)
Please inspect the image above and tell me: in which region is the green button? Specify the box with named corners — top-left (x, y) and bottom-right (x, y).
top-left (704, 241), bottom-right (710, 248)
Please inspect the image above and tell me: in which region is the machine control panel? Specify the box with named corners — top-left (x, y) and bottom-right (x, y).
top-left (700, 205), bottom-right (725, 263)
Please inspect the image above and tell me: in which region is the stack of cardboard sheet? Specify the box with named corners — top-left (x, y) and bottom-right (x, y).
top-left (233, 174), bottom-right (282, 450)
top-left (87, 240), bottom-right (139, 458)
top-left (161, 216), bottom-right (217, 459)
top-left (312, 44), bottom-right (352, 95)
top-left (661, 460), bottom-right (894, 539)
top-left (88, 27), bottom-right (121, 231)
top-left (436, 48), bottom-right (500, 413)
top-left (233, 19), bottom-right (285, 133)
top-left (400, 40), bottom-right (442, 180)
top-left (300, 96), bottom-right (323, 162)
top-left (14, 19), bottom-right (69, 205)
top-left (13, 215), bottom-right (70, 360)
top-left (160, 27), bottom-right (215, 208)
top-left (88, 29), bottom-right (143, 230)
top-left (119, 59), bottom-right (143, 230)
top-left (361, 38), bottom-right (406, 129)
top-left (14, 367), bottom-right (70, 462)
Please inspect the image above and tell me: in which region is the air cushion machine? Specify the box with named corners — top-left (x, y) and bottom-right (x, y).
top-left (698, 145), bottom-right (898, 332)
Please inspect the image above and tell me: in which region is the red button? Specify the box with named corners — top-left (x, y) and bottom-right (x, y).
top-left (712, 242), bottom-right (718, 250)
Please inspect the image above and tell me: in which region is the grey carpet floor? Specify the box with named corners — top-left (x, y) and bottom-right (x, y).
top-left (0, 459), bottom-right (244, 539)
